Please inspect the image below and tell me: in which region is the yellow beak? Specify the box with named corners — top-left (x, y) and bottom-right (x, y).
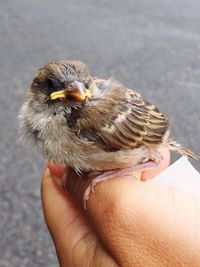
top-left (50, 89), bottom-right (91, 101)
top-left (85, 89), bottom-right (91, 98)
top-left (50, 89), bottom-right (67, 100)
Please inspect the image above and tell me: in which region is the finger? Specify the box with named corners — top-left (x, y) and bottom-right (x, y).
top-left (47, 161), bottom-right (66, 179)
top-left (86, 179), bottom-right (200, 266)
top-left (65, 149), bottom-right (171, 266)
top-left (66, 171), bottom-right (161, 266)
top-left (42, 167), bottom-right (90, 266)
top-left (41, 167), bottom-right (117, 267)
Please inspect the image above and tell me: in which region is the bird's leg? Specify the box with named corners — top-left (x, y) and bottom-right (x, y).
top-left (83, 160), bottom-right (159, 209)
top-left (147, 148), bottom-right (163, 163)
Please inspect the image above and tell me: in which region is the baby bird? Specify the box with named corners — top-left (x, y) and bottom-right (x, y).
top-left (19, 60), bottom-right (198, 206)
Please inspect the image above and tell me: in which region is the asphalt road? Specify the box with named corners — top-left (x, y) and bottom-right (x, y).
top-left (1, 0), bottom-right (200, 266)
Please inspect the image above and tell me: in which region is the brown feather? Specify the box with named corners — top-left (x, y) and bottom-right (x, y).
top-left (75, 80), bottom-right (169, 150)
top-left (20, 60), bottom-right (198, 174)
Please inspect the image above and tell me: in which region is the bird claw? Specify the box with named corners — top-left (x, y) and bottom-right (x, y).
top-left (91, 182), bottom-right (95, 193)
top-left (148, 149), bottom-right (163, 164)
top-left (83, 160), bottom-right (158, 209)
top-left (83, 180), bottom-right (99, 209)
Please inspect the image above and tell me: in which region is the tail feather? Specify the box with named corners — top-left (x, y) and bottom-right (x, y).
top-left (168, 140), bottom-right (199, 160)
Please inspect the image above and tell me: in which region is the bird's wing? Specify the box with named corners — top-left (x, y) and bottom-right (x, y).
top-left (75, 80), bottom-right (169, 151)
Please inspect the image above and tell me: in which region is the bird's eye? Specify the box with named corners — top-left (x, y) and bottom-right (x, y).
top-left (46, 78), bottom-right (60, 91)
top-left (84, 80), bottom-right (90, 89)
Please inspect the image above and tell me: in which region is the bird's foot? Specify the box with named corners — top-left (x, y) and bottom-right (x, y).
top-left (83, 160), bottom-right (159, 209)
top-left (146, 148), bottom-right (163, 163)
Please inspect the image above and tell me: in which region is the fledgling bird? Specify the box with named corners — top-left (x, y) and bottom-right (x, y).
top-left (19, 60), bottom-right (198, 206)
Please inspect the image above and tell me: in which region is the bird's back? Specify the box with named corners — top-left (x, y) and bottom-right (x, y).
top-left (75, 79), bottom-right (169, 152)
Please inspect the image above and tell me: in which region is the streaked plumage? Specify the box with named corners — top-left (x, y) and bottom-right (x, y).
top-left (19, 60), bottom-right (198, 175)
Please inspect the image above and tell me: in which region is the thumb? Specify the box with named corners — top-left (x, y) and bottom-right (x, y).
top-left (41, 167), bottom-right (118, 267)
top-left (41, 167), bottom-right (87, 266)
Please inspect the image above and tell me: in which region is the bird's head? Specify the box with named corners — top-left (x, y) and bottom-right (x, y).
top-left (29, 60), bottom-right (92, 107)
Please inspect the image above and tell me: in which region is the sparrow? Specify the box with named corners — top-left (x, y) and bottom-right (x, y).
top-left (19, 60), bottom-right (198, 206)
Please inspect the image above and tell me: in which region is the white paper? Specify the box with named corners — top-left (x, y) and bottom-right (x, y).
top-left (149, 157), bottom-right (200, 196)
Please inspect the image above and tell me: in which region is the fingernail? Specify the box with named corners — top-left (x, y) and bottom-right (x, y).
top-left (48, 162), bottom-right (68, 178)
top-left (51, 169), bottom-right (68, 189)
top-left (52, 176), bottom-right (63, 187)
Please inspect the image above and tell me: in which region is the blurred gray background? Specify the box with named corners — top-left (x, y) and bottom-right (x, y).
top-left (1, 0), bottom-right (200, 266)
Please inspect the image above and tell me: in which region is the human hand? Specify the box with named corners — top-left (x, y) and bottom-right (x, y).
top-left (41, 149), bottom-right (200, 267)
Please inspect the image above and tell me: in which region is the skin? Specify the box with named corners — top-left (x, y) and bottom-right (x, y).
top-left (41, 149), bottom-right (200, 267)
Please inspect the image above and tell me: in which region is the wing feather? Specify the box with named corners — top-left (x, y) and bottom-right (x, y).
top-left (75, 80), bottom-right (169, 150)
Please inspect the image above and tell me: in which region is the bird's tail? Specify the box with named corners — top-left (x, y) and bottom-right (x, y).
top-left (167, 140), bottom-right (199, 160)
